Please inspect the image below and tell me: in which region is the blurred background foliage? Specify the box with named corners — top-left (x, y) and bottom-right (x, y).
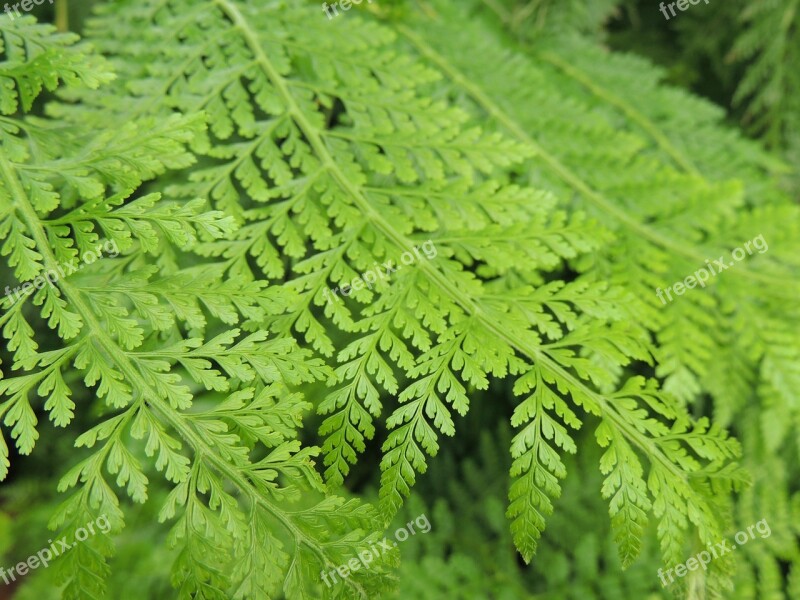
top-left (58, 0), bottom-right (800, 192)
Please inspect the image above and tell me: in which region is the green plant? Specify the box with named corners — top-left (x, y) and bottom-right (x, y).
top-left (1, 15), bottom-right (394, 600)
top-left (0, 1), bottom-right (798, 598)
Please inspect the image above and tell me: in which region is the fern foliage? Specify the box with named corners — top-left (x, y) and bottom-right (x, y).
top-left (394, 422), bottom-right (667, 599)
top-left (0, 14), bottom-right (391, 600)
top-left (728, 0), bottom-right (800, 150)
top-left (392, 0), bottom-right (800, 595)
top-left (0, 1), bottom-right (798, 598)
top-left (56, 0), bottom-right (749, 577)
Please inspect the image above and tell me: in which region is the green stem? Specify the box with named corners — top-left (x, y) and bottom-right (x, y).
top-left (55, 0), bottom-right (68, 31)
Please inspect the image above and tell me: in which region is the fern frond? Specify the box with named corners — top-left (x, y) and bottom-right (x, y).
top-left (0, 16), bottom-right (389, 599)
top-left (394, 0), bottom-right (798, 585)
top-left (728, 0), bottom-right (800, 151)
top-left (65, 0), bottom-right (746, 577)
top-left (0, 16), bottom-right (112, 114)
